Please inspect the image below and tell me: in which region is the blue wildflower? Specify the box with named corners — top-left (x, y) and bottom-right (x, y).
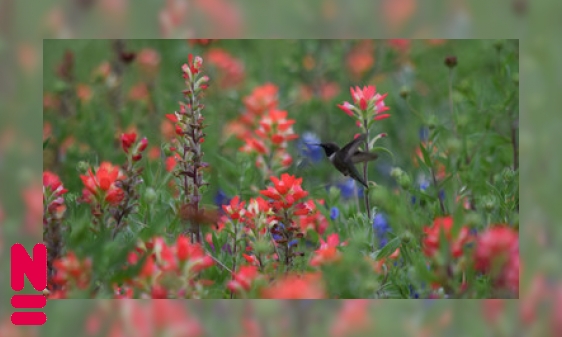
top-left (379, 237), bottom-right (388, 248)
top-left (329, 206), bottom-right (339, 220)
top-left (214, 189), bottom-right (231, 213)
top-left (271, 223), bottom-right (298, 247)
top-left (298, 132), bottom-right (323, 163)
top-left (272, 233), bottom-right (283, 241)
top-left (419, 126), bottom-right (429, 142)
top-left (373, 213), bottom-right (390, 248)
top-left (336, 178), bottom-right (364, 200)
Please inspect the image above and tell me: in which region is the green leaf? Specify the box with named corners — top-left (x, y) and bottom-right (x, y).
top-left (212, 231), bottom-right (221, 254)
top-left (370, 146), bottom-right (395, 163)
top-left (429, 126), bottom-right (443, 142)
top-left (419, 142), bottom-right (433, 168)
top-left (374, 237), bottom-right (401, 260)
top-left (43, 138), bottom-right (50, 149)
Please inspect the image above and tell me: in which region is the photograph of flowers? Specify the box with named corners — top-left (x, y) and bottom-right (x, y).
top-left (42, 39), bottom-right (519, 299)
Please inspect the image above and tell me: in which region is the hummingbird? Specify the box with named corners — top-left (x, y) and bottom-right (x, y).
top-left (317, 134), bottom-right (378, 188)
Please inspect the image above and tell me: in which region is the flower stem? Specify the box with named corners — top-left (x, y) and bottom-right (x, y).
top-left (448, 68), bottom-right (457, 137)
top-left (362, 119), bottom-right (372, 220)
top-left (511, 115), bottom-right (518, 171)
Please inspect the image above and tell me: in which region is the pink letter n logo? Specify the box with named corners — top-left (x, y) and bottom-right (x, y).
top-left (11, 243), bottom-right (48, 326)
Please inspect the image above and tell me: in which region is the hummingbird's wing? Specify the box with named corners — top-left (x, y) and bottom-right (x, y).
top-left (339, 133), bottom-right (367, 162)
top-left (350, 151), bottom-right (378, 164)
top-left (346, 161), bottom-right (368, 188)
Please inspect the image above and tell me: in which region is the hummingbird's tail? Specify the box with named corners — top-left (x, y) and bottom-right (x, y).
top-left (355, 176), bottom-right (368, 188)
top-left (348, 165), bottom-right (369, 188)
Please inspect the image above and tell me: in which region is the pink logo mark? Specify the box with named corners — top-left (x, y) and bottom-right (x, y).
top-left (11, 243), bottom-right (48, 326)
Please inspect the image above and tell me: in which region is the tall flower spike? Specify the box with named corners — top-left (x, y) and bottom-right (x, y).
top-left (169, 54), bottom-right (211, 243)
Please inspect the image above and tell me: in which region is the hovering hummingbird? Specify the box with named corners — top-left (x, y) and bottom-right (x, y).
top-left (317, 134), bottom-right (378, 188)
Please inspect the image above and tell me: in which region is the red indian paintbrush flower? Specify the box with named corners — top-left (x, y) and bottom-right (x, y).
top-left (80, 162), bottom-right (125, 205)
top-left (183, 54), bottom-right (203, 78)
top-left (243, 83), bottom-right (279, 116)
top-left (310, 233), bottom-right (345, 267)
top-left (205, 48), bottom-right (245, 89)
top-left (239, 108), bottom-right (298, 175)
top-left (136, 48), bottom-right (161, 79)
top-left (50, 251), bottom-right (92, 293)
top-left (261, 272), bottom-right (325, 299)
top-left (422, 216), bottom-right (472, 258)
top-left (260, 173), bottom-right (308, 208)
top-left (43, 171), bottom-right (68, 197)
top-left (337, 85), bottom-right (390, 123)
top-left (473, 225), bottom-right (519, 293)
top-left (222, 195), bottom-right (246, 220)
top-left (255, 109), bottom-right (299, 144)
top-left (346, 40), bottom-right (375, 80)
top-left (227, 265), bottom-right (261, 293)
top-left (120, 132), bottom-right (137, 153)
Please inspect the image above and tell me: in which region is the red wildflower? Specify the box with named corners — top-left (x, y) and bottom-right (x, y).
top-left (474, 225), bottom-right (519, 292)
top-left (128, 82), bottom-right (150, 101)
top-left (51, 251), bottom-right (92, 290)
top-left (243, 83), bottom-right (278, 116)
top-left (260, 174), bottom-right (308, 208)
top-left (261, 273), bottom-right (325, 299)
top-left (136, 48), bottom-right (161, 79)
top-left (350, 86), bottom-right (389, 115)
top-left (147, 146), bottom-right (160, 161)
top-left (388, 39), bottom-right (411, 53)
top-left (297, 199), bottom-right (329, 235)
top-left (205, 48), bottom-right (245, 88)
top-left (120, 132), bottom-right (137, 153)
top-left (182, 54), bottom-right (203, 78)
top-left (138, 137), bottom-right (148, 152)
top-left (165, 153), bottom-right (181, 172)
top-left (310, 233), bottom-right (344, 266)
top-left (255, 110), bottom-right (298, 143)
top-left (337, 101), bottom-right (355, 117)
top-left (346, 40), bottom-right (375, 79)
top-left (240, 136), bottom-right (268, 155)
top-left (80, 162), bottom-right (125, 205)
top-left (227, 265), bottom-right (261, 292)
top-left (43, 171), bottom-right (67, 197)
top-left (76, 83), bottom-right (93, 103)
top-left (176, 235), bottom-right (191, 261)
top-left (222, 196), bottom-right (246, 220)
top-left (339, 85), bottom-right (390, 123)
top-left (422, 216), bottom-right (472, 258)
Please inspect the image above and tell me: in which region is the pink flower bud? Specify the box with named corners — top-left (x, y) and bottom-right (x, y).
top-left (138, 137), bottom-right (148, 152)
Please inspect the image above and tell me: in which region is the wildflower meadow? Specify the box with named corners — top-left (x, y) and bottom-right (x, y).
top-left (42, 39), bottom-right (519, 299)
